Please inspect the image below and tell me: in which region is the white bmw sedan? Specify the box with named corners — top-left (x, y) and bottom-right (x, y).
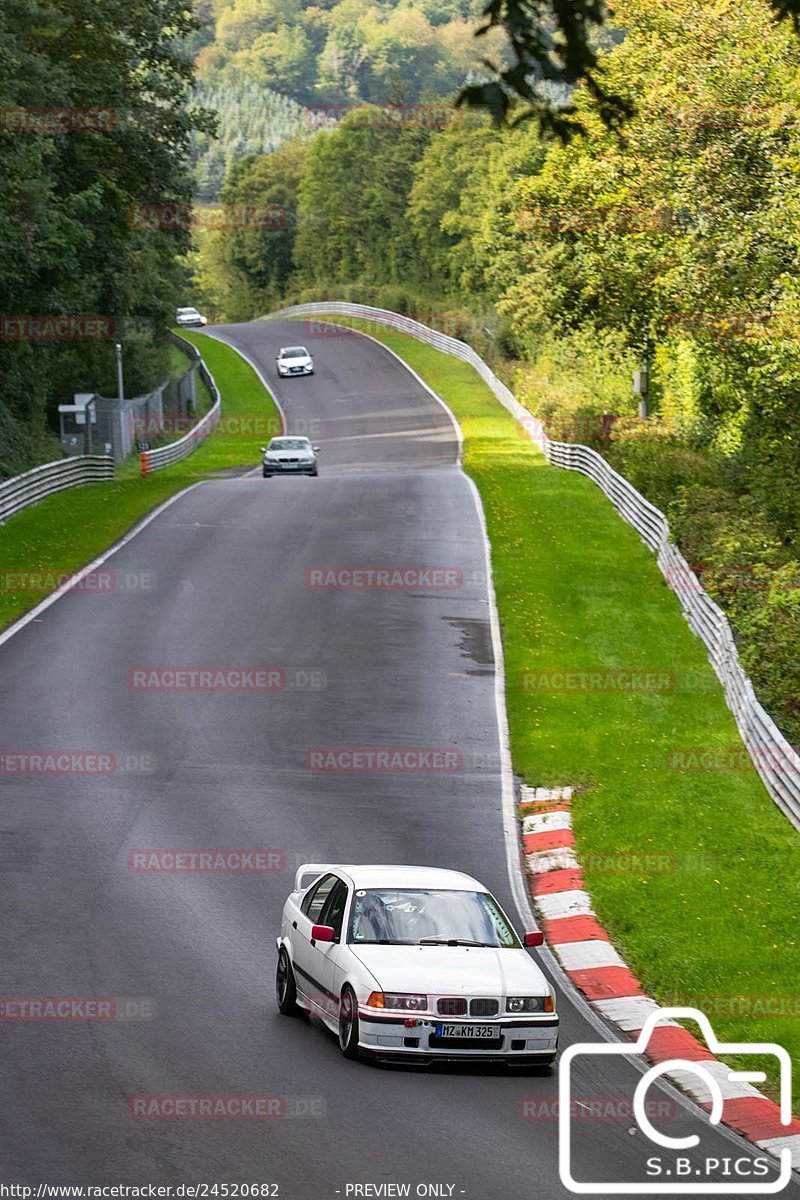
top-left (275, 864), bottom-right (558, 1067)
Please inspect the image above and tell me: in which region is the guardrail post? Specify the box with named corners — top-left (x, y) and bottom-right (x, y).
top-left (140, 451), bottom-right (149, 477)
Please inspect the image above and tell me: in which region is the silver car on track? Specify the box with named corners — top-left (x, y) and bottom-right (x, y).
top-left (261, 436), bottom-right (320, 477)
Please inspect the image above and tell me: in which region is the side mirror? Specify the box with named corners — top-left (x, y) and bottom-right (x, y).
top-left (260, 447), bottom-right (266, 453)
top-left (312, 446), bottom-right (321, 453)
top-left (524, 931), bottom-right (544, 948)
top-left (311, 924), bottom-right (335, 943)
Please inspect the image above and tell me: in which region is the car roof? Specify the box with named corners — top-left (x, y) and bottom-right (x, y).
top-left (324, 865), bottom-right (487, 891)
top-left (279, 345), bottom-right (308, 353)
top-left (177, 306), bottom-right (198, 312)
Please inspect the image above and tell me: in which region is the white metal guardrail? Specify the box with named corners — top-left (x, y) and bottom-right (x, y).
top-left (140, 337), bottom-right (221, 473)
top-left (0, 455), bottom-right (114, 524)
top-left (266, 301), bottom-right (800, 830)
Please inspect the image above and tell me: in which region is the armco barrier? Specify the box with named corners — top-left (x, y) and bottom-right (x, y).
top-left (265, 301), bottom-right (800, 830)
top-left (140, 337), bottom-right (221, 473)
top-left (0, 456), bottom-right (114, 524)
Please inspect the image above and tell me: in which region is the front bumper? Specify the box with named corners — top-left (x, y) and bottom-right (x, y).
top-left (358, 1013), bottom-right (558, 1061)
top-left (278, 365), bottom-right (313, 376)
top-left (263, 461), bottom-right (316, 474)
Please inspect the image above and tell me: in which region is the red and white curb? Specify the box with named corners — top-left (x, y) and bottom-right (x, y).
top-left (521, 784), bottom-right (800, 1169)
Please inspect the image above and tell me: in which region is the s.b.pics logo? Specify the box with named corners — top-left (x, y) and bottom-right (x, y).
top-left (559, 1008), bottom-right (793, 1194)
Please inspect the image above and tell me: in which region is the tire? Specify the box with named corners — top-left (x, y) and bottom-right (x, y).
top-left (276, 948), bottom-right (299, 1015)
top-left (309, 469), bottom-right (318, 477)
top-left (338, 985), bottom-right (360, 1059)
top-left (262, 469), bottom-right (272, 478)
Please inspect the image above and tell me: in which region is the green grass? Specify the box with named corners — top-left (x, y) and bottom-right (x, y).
top-left (0, 331), bottom-right (279, 631)
top-left (295, 315), bottom-right (800, 1105)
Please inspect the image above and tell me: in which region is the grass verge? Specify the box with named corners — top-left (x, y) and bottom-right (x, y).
top-left (293, 314), bottom-right (800, 1106)
top-left (0, 331), bottom-right (279, 631)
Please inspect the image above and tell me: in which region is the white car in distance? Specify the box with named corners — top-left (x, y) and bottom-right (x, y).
top-left (276, 345), bottom-right (314, 377)
top-left (176, 306), bottom-right (208, 327)
top-left (276, 864), bottom-right (558, 1067)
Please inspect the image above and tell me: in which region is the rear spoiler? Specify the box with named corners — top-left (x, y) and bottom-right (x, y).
top-left (294, 863), bottom-right (337, 891)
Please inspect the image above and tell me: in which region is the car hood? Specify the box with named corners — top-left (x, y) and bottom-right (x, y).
top-left (280, 356), bottom-right (311, 366)
top-left (265, 450), bottom-right (314, 461)
top-left (349, 944), bottom-right (549, 996)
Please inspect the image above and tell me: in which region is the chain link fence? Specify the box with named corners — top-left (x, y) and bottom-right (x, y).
top-left (139, 338), bottom-right (221, 473)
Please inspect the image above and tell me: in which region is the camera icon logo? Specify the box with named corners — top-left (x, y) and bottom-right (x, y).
top-left (559, 1006), bottom-right (793, 1194)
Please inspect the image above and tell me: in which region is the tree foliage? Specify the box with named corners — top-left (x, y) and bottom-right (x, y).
top-left (196, 0), bottom-right (508, 106)
top-left (0, 0), bottom-right (206, 475)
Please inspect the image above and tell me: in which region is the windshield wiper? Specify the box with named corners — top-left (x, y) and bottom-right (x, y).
top-left (353, 938), bottom-right (416, 945)
top-left (418, 938), bottom-right (495, 947)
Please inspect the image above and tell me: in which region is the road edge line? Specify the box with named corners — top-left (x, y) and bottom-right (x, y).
top-left (0, 484), bottom-right (205, 650)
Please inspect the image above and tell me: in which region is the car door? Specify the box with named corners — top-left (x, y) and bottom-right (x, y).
top-left (292, 872), bottom-right (339, 1014)
top-left (312, 878), bottom-right (352, 1020)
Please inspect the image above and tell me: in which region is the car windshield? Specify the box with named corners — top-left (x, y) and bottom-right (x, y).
top-left (269, 438), bottom-right (310, 450)
top-left (280, 347), bottom-right (307, 357)
top-left (349, 888), bottom-right (519, 948)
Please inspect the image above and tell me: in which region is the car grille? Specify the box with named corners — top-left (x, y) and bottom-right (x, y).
top-left (469, 998), bottom-right (499, 1017)
top-left (437, 998), bottom-right (468, 1016)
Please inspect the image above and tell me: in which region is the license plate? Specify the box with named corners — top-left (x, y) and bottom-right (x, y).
top-left (435, 1023), bottom-right (496, 1039)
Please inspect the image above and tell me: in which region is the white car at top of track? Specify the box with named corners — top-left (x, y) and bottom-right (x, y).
top-left (276, 863), bottom-right (558, 1067)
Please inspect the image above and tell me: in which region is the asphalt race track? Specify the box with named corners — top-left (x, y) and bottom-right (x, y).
top-left (1, 319), bottom-right (794, 1198)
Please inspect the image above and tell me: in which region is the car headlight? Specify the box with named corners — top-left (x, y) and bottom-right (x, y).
top-left (366, 992), bottom-right (427, 1011)
top-left (506, 995), bottom-right (555, 1014)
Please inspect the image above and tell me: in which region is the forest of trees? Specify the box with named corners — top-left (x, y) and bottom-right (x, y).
top-left (0, 0), bottom-right (206, 476)
top-left (195, 0), bottom-right (800, 745)
top-left (190, 78), bottom-right (308, 200)
top-left (194, 0), bottom-right (508, 108)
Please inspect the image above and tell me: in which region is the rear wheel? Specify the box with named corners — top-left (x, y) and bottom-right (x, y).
top-left (276, 948), bottom-right (299, 1015)
top-left (338, 986), bottom-right (360, 1058)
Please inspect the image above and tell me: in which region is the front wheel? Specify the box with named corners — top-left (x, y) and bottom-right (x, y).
top-left (276, 948), bottom-right (299, 1015)
top-left (338, 985), bottom-right (360, 1058)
